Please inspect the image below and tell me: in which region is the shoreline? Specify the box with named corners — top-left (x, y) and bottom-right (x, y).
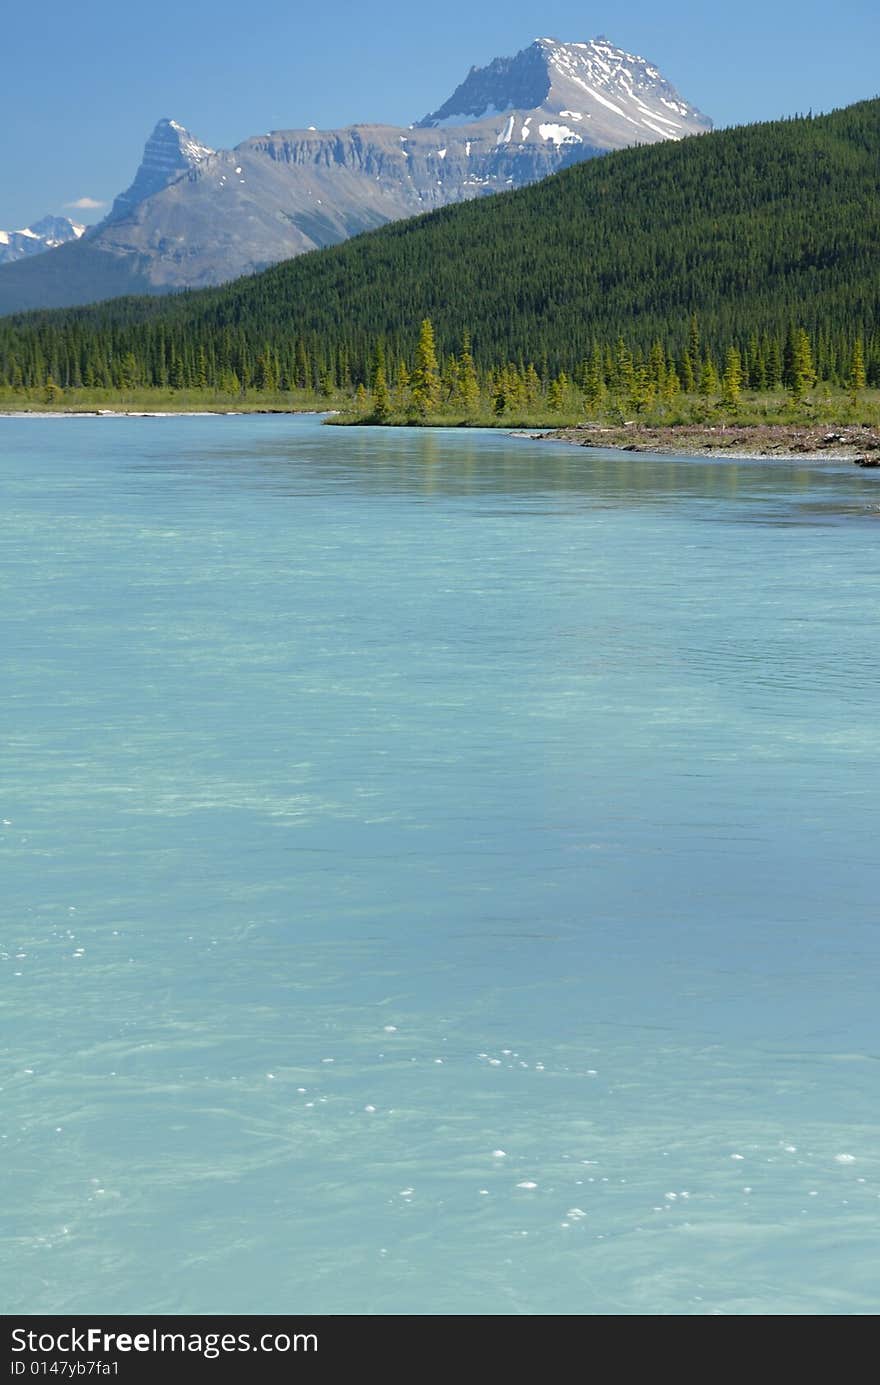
top-left (1, 411), bottom-right (878, 464)
top-left (536, 422), bottom-right (880, 462)
top-left (0, 408), bottom-right (333, 419)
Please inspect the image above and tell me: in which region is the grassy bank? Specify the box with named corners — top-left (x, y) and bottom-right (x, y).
top-left (0, 385), bottom-right (344, 415)
top-left (330, 387), bottom-right (880, 431)
top-left (3, 386), bottom-right (880, 446)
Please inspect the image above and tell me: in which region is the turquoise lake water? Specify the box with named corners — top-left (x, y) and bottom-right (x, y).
top-left (2, 414), bottom-right (879, 1316)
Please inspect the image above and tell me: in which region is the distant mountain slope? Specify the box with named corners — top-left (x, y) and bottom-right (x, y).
top-left (0, 35), bottom-right (709, 316)
top-left (5, 99), bottom-right (875, 391)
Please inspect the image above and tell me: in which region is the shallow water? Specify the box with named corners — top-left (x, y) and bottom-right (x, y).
top-left (2, 415), bottom-right (879, 1315)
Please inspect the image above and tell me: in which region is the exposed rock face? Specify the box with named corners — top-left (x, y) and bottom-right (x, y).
top-left (106, 118), bottom-right (215, 223)
top-left (422, 42), bottom-right (553, 124)
top-left (0, 36), bottom-right (711, 314)
top-left (85, 121), bottom-right (594, 291)
top-left (0, 215), bottom-right (85, 266)
top-left (418, 36), bottom-right (711, 151)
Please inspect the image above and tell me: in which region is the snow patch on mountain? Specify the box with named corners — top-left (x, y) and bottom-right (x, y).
top-left (538, 123), bottom-right (582, 146)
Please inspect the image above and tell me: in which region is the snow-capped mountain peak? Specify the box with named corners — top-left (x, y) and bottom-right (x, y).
top-left (105, 117), bottom-right (215, 224)
top-left (0, 215), bottom-right (85, 266)
top-left (166, 120), bottom-right (215, 167)
top-left (417, 35), bottom-right (711, 149)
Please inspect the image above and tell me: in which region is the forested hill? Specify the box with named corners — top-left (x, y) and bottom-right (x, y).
top-left (2, 97), bottom-right (879, 389)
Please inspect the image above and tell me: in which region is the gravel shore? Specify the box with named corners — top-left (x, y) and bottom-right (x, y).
top-left (541, 422), bottom-right (880, 461)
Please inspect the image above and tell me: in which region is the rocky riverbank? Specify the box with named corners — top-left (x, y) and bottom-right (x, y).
top-left (541, 422), bottom-right (880, 460)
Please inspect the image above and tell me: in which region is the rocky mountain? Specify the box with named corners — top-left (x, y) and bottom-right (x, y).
top-left (0, 36), bottom-right (710, 316)
top-left (105, 118), bottom-right (215, 223)
top-left (418, 36), bottom-right (707, 150)
top-left (0, 214), bottom-right (85, 267)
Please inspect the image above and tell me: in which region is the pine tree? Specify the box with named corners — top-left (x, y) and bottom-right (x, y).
top-left (394, 360), bottom-right (411, 412)
top-left (583, 344), bottom-right (606, 413)
top-left (680, 350), bottom-right (696, 394)
top-left (547, 371), bottom-right (569, 411)
top-left (648, 340), bottom-right (667, 390)
top-left (255, 351), bottom-right (278, 392)
top-left (746, 334), bottom-right (765, 390)
top-left (688, 313), bottom-right (701, 367)
top-left (632, 364), bottom-right (656, 413)
top-left (663, 362), bottom-right (681, 401)
top-left (371, 364), bottom-right (392, 421)
top-left (524, 363), bottom-right (542, 409)
top-left (789, 328), bottom-right (815, 400)
top-left (721, 346), bottom-right (743, 408)
top-left (442, 353), bottom-right (460, 405)
top-left (492, 372), bottom-right (507, 416)
top-left (698, 355), bottom-right (720, 396)
top-left (614, 338), bottom-right (635, 399)
top-left (411, 318), bottom-right (441, 415)
top-left (118, 352), bottom-right (139, 390)
top-left (457, 333), bottom-right (480, 415)
top-left (294, 338), bottom-right (311, 390)
top-left (850, 337), bottom-right (867, 391)
top-left (766, 337), bottom-right (783, 390)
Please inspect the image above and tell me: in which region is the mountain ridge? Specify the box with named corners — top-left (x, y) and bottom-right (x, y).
top-left (0, 34), bottom-right (710, 316)
top-left (1, 97), bottom-right (876, 397)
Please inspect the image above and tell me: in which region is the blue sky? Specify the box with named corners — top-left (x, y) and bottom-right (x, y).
top-left (2, 0), bottom-right (878, 228)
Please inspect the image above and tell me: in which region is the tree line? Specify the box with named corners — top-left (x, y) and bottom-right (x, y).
top-left (0, 96), bottom-right (878, 398)
top-left (2, 314), bottom-right (874, 414)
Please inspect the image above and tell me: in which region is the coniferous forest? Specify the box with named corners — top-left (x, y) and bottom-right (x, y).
top-left (0, 98), bottom-right (878, 414)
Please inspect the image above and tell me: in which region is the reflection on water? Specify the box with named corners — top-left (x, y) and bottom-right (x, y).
top-left (1, 415), bottom-right (879, 1315)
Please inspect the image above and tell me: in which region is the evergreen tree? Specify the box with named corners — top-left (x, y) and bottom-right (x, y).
top-left (789, 328), bottom-right (815, 400)
top-left (688, 313), bottom-right (701, 368)
top-left (721, 346), bottom-right (743, 408)
top-left (442, 353), bottom-right (460, 405)
top-left (394, 360), bottom-right (411, 412)
top-left (614, 338), bottom-right (635, 399)
top-left (663, 362), bottom-right (681, 401)
top-left (766, 337), bottom-right (783, 389)
top-left (457, 333), bottom-right (480, 415)
top-left (680, 350), bottom-right (696, 394)
top-left (698, 355), bottom-right (720, 396)
top-left (850, 337), bottom-right (867, 391)
top-left (524, 363), bottom-right (542, 409)
top-left (583, 344), bottom-right (606, 413)
top-left (547, 371), bottom-right (569, 411)
top-left (371, 363), bottom-right (392, 421)
top-left (648, 340), bottom-right (667, 390)
top-left (411, 318), bottom-right (441, 415)
top-left (294, 338), bottom-right (311, 390)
